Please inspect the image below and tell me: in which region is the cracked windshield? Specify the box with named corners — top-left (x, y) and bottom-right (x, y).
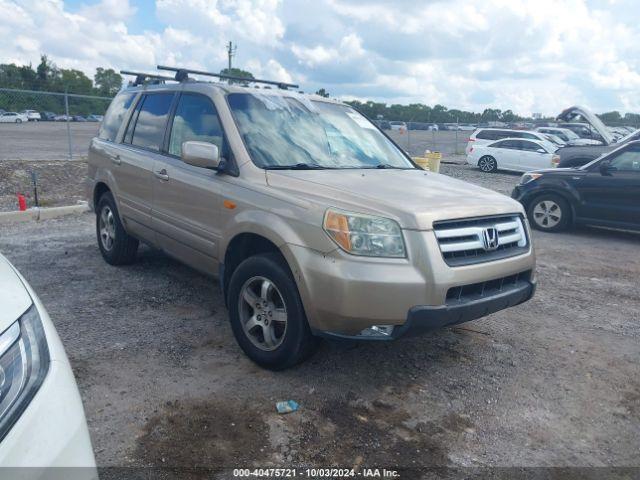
top-left (228, 93), bottom-right (414, 169)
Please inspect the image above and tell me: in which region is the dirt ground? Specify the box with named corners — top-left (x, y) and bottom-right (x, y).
top-left (0, 164), bottom-right (638, 478)
top-left (0, 159), bottom-right (87, 211)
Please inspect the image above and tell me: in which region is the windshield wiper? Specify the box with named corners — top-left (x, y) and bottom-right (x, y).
top-left (369, 164), bottom-right (413, 169)
top-left (264, 163), bottom-right (328, 170)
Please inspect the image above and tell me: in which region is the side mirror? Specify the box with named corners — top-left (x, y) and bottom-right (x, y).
top-left (181, 141), bottom-right (225, 171)
top-left (599, 159), bottom-right (614, 175)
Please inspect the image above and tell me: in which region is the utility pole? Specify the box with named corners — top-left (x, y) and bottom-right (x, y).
top-left (226, 41), bottom-right (237, 71)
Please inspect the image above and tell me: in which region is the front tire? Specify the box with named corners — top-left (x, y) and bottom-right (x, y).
top-left (478, 155), bottom-right (497, 172)
top-left (15, 118), bottom-right (22, 124)
top-left (527, 194), bottom-right (571, 232)
top-left (96, 191), bottom-right (139, 265)
top-left (227, 253), bottom-right (317, 370)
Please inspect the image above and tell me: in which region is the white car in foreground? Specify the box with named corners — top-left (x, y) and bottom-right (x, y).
top-left (0, 253), bottom-right (96, 476)
top-left (0, 112), bottom-right (28, 123)
top-left (466, 137), bottom-right (560, 173)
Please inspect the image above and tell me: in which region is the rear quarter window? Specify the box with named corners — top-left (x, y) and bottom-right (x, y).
top-left (476, 130), bottom-right (496, 140)
top-left (98, 93), bottom-right (135, 142)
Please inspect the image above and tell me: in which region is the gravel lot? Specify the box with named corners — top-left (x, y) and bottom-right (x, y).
top-left (0, 164), bottom-right (638, 478)
top-left (0, 122), bottom-right (99, 161)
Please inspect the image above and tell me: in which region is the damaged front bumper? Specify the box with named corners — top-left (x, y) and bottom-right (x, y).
top-left (314, 275), bottom-right (536, 341)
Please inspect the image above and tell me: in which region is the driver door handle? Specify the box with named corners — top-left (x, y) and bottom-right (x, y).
top-left (154, 168), bottom-right (169, 181)
top-left (110, 154), bottom-right (121, 165)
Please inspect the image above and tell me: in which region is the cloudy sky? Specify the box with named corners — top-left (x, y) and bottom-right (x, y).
top-left (2, 0), bottom-right (639, 115)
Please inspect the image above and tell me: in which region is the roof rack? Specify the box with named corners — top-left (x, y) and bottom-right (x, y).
top-left (156, 65), bottom-right (299, 90)
top-left (120, 70), bottom-right (176, 86)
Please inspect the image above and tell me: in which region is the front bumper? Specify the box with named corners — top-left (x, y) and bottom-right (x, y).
top-left (399, 278), bottom-right (535, 337)
top-left (316, 277), bottom-right (535, 341)
top-left (288, 227), bottom-right (536, 339)
top-left (511, 185), bottom-right (527, 202)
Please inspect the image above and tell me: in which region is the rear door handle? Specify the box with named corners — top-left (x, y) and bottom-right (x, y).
top-left (111, 154), bottom-right (121, 165)
top-left (154, 169), bottom-right (169, 181)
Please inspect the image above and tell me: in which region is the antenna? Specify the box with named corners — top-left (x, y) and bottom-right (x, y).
top-left (120, 70), bottom-right (175, 86)
top-left (157, 65), bottom-right (299, 90)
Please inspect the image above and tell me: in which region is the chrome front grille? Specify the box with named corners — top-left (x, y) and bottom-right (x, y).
top-left (434, 215), bottom-right (529, 266)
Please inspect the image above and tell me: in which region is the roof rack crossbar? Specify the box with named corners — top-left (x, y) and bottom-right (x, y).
top-left (120, 70), bottom-right (176, 86)
top-left (156, 65), bottom-right (299, 90)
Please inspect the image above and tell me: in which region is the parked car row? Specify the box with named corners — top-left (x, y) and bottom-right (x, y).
top-left (42, 112), bottom-right (104, 122)
top-left (0, 110), bottom-right (104, 123)
top-left (462, 107), bottom-right (639, 234)
top-left (466, 110), bottom-right (640, 173)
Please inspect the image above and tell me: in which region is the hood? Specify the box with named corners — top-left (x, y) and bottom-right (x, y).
top-left (568, 138), bottom-right (603, 146)
top-left (0, 254), bottom-right (32, 333)
top-left (531, 167), bottom-right (585, 174)
top-left (557, 106), bottom-right (614, 145)
top-left (266, 169), bottom-right (524, 230)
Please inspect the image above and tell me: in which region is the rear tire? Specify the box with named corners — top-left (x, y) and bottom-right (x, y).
top-left (227, 252), bottom-right (317, 370)
top-left (96, 191), bottom-right (139, 265)
top-left (478, 155), bottom-right (497, 172)
top-left (527, 194), bottom-right (571, 232)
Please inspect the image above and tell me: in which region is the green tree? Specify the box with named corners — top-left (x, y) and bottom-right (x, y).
top-left (220, 67), bottom-right (254, 84)
top-left (315, 88), bottom-right (330, 97)
top-left (36, 55), bottom-right (54, 86)
top-left (94, 68), bottom-right (123, 96)
top-left (598, 111), bottom-right (622, 125)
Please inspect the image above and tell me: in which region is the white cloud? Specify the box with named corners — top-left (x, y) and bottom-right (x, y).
top-left (1, 0), bottom-right (640, 115)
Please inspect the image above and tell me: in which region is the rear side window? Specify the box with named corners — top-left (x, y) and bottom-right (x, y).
top-left (130, 93), bottom-right (175, 151)
top-left (168, 94), bottom-right (224, 156)
top-left (521, 132), bottom-right (537, 140)
top-left (98, 93), bottom-right (135, 142)
top-left (476, 130), bottom-right (498, 140)
top-left (492, 139), bottom-right (519, 149)
top-left (520, 140), bottom-right (542, 151)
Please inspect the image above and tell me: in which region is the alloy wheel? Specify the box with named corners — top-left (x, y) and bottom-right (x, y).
top-left (479, 156), bottom-right (496, 172)
top-left (533, 200), bottom-right (562, 228)
top-left (99, 206), bottom-right (116, 251)
top-left (238, 276), bottom-right (288, 351)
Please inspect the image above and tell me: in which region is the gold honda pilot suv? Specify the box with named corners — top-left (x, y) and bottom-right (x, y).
top-left (87, 68), bottom-right (536, 369)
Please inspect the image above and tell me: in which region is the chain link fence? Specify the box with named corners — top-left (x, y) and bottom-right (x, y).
top-left (379, 120), bottom-right (469, 158)
top-left (0, 88), bottom-right (112, 161)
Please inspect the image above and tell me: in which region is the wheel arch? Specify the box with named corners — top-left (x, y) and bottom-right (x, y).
top-left (93, 182), bottom-right (111, 210)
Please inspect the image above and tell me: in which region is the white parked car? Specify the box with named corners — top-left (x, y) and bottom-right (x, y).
top-left (20, 110), bottom-right (41, 122)
top-left (0, 112), bottom-right (28, 124)
top-left (389, 121), bottom-right (407, 131)
top-left (466, 137), bottom-right (560, 173)
top-left (536, 127), bottom-right (601, 146)
top-left (465, 128), bottom-right (557, 155)
top-left (0, 253), bottom-right (96, 475)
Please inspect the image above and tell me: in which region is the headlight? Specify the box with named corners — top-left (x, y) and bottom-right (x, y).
top-left (323, 209), bottom-right (406, 257)
top-left (520, 173), bottom-right (543, 185)
top-left (0, 304), bottom-right (50, 441)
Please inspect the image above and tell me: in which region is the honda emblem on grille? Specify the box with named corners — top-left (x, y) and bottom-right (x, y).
top-left (482, 227), bottom-right (499, 251)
